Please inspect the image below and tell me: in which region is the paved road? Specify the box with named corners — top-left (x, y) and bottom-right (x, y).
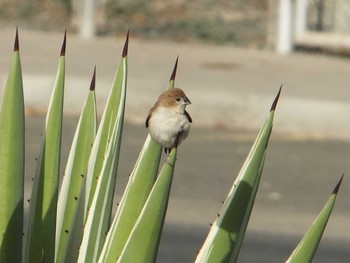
top-left (1, 28), bottom-right (349, 261)
top-left (2, 28), bottom-right (350, 139)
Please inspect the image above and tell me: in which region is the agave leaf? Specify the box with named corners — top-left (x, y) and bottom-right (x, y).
top-left (98, 57), bottom-right (179, 262)
top-left (62, 174), bottom-right (87, 263)
top-left (55, 69), bottom-right (97, 263)
top-left (23, 32), bottom-right (66, 263)
top-left (98, 135), bottom-right (161, 262)
top-left (77, 34), bottom-right (128, 263)
top-left (285, 176), bottom-right (344, 263)
top-left (195, 87), bottom-right (282, 263)
top-left (117, 148), bottom-right (177, 263)
top-left (84, 32), bottom-right (129, 216)
top-left (0, 29), bottom-right (24, 263)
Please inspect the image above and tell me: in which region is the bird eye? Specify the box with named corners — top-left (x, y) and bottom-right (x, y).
top-left (175, 97), bottom-right (181, 102)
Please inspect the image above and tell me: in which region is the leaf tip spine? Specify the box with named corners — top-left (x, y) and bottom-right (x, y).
top-left (122, 30), bottom-right (129, 57)
top-left (14, 27), bottom-right (19, 51)
top-left (90, 66), bottom-right (96, 91)
top-left (332, 174), bottom-right (344, 195)
top-left (270, 84), bottom-right (282, 112)
top-left (60, 30), bottom-right (67, 56)
top-left (170, 55), bottom-right (179, 81)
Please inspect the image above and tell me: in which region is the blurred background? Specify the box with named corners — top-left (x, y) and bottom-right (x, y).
top-left (1, 0), bottom-right (350, 53)
top-left (1, 0), bottom-right (350, 262)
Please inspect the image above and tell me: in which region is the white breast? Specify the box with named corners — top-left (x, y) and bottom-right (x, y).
top-left (148, 106), bottom-right (191, 148)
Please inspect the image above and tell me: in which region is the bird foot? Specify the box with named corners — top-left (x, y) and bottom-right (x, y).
top-left (164, 132), bottom-right (182, 155)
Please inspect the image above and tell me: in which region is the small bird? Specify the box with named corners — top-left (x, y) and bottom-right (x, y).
top-left (146, 88), bottom-right (192, 154)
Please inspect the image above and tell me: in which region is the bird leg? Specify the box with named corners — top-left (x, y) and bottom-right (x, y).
top-left (173, 131), bottom-right (181, 149)
top-left (164, 131), bottom-right (182, 155)
top-left (164, 147), bottom-right (170, 155)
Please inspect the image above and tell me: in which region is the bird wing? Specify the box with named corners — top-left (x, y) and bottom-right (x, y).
top-left (185, 110), bottom-right (192, 123)
top-left (145, 107), bottom-right (155, 127)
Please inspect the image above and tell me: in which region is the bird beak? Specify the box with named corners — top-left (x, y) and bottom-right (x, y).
top-left (183, 96), bottom-right (191, 105)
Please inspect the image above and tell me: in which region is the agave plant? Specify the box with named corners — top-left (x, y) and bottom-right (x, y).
top-left (0, 29), bottom-right (343, 263)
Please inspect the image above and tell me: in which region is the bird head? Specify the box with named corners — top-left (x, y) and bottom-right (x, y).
top-left (158, 88), bottom-right (191, 112)
top-left (158, 88), bottom-right (191, 107)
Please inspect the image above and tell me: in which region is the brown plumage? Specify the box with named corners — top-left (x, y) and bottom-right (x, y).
top-left (145, 88), bottom-right (192, 153)
top-left (146, 88), bottom-right (192, 127)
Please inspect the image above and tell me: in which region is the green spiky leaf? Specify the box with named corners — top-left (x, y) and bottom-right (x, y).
top-left (117, 149), bottom-right (177, 263)
top-left (23, 32), bottom-right (66, 263)
top-left (84, 32), bottom-right (129, 216)
top-left (285, 176), bottom-right (344, 263)
top-left (0, 29), bottom-right (24, 263)
top-left (196, 87), bottom-right (281, 263)
top-left (77, 33), bottom-right (128, 263)
top-left (55, 68), bottom-right (97, 263)
top-left (99, 57), bottom-right (179, 262)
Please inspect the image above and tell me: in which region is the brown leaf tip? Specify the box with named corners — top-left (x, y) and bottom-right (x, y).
top-left (270, 84), bottom-right (282, 112)
top-left (332, 174), bottom-right (344, 195)
top-left (14, 27), bottom-right (19, 52)
top-left (122, 30), bottom-right (129, 57)
top-left (60, 30), bottom-right (67, 56)
top-left (90, 66), bottom-right (96, 91)
top-left (170, 56), bottom-right (179, 81)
